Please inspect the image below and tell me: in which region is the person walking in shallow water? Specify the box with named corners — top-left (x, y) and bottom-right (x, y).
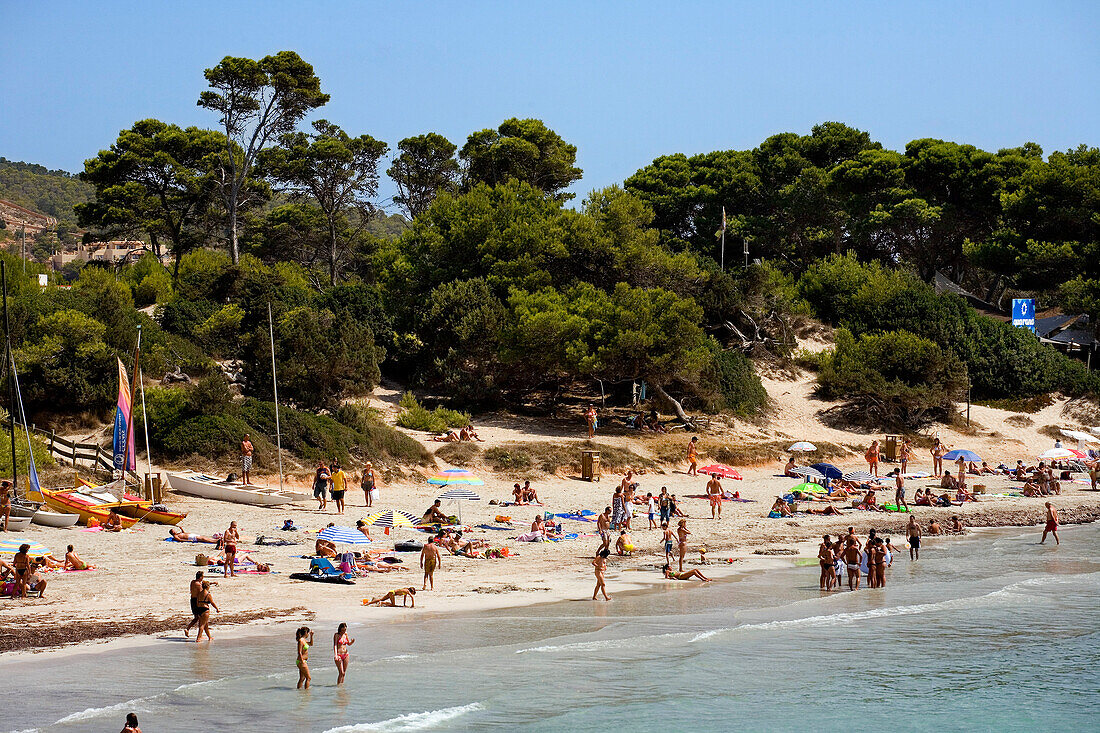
top-left (592, 548), bottom-right (610, 600)
top-left (333, 622), bottom-right (354, 685)
top-left (1040, 502), bottom-right (1060, 545)
top-left (907, 515), bottom-right (922, 560)
top-left (296, 626), bottom-right (314, 689)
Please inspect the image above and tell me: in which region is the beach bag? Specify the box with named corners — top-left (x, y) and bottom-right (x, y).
top-left (195, 553), bottom-right (209, 566)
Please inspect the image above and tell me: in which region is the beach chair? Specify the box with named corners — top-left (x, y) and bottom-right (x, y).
top-left (309, 557), bottom-right (354, 580)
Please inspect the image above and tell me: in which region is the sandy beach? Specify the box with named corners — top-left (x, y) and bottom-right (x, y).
top-left (4, 373), bottom-right (1098, 656)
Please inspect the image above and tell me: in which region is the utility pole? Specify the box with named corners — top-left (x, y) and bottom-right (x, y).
top-left (743, 236), bottom-right (749, 269)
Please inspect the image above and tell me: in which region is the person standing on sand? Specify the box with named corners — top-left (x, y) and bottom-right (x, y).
top-left (611, 488), bottom-right (625, 530)
top-left (361, 462), bottom-right (377, 507)
top-left (313, 461), bottom-right (330, 512)
top-left (420, 537), bottom-right (442, 590)
top-left (865, 440), bottom-right (880, 477)
top-left (1040, 502), bottom-right (1060, 545)
top-left (687, 436), bottom-right (699, 476)
top-left (597, 506), bottom-right (612, 554)
top-left (658, 488), bottom-right (671, 526)
top-left (585, 404), bottom-right (597, 439)
top-left (333, 622), bottom-right (354, 685)
top-left (185, 570), bottom-right (205, 637)
top-left (931, 439), bottom-right (946, 476)
top-left (240, 434), bottom-right (254, 485)
top-left (330, 464), bottom-right (347, 514)
top-left (223, 521), bottom-right (239, 578)
top-left (706, 474), bottom-right (723, 519)
top-left (900, 439), bottom-right (913, 474)
top-left (907, 515), bottom-right (922, 560)
top-left (196, 580), bottom-right (218, 641)
top-left (592, 548), bottom-right (610, 600)
top-left (646, 492), bottom-right (657, 529)
top-left (296, 626), bottom-right (314, 689)
top-left (893, 469), bottom-right (908, 512)
top-left (676, 519), bottom-right (691, 572)
top-left (0, 481), bottom-right (10, 532)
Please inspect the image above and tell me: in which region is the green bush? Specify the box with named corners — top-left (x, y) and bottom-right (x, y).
top-left (195, 304), bottom-right (244, 357)
top-left (701, 342), bottom-right (768, 415)
top-left (395, 392), bottom-right (470, 433)
top-left (160, 413), bottom-right (263, 461)
top-left (817, 328), bottom-right (968, 427)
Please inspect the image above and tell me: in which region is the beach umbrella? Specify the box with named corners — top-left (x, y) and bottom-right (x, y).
top-left (810, 463), bottom-right (843, 480)
top-left (790, 466), bottom-right (825, 480)
top-left (842, 470), bottom-right (874, 481)
top-left (787, 442), bottom-right (817, 452)
top-left (790, 481), bottom-right (826, 493)
top-left (1038, 447), bottom-right (1076, 461)
top-left (427, 468), bottom-right (485, 486)
top-left (1060, 429), bottom-right (1100, 445)
top-left (0, 538), bottom-right (49, 557)
top-left (318, 525), bottom-right (372, 545)
top-left (436, 487), bottom-right (481, 522)
top-left (363, 510), bottom-right (418, 529)
top-left (942, 449), bottom-right (982, 463)
top-left (697, 464), bottom-right (743, 480)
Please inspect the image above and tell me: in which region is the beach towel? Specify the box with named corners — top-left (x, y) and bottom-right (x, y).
top-left (475, 524), bottom-right (513, 531)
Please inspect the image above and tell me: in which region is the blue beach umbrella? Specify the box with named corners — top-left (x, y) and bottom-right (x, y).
top-left (810, 463), bottom-right (843, 480)
top-left (318, 525), bottom-right (372, 545)
top-left (943, 449), bottom-right (982, 463)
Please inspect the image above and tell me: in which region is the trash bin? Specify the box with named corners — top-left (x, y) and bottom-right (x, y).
top-left (581, 450), bottom-right (601, 482)
top-left (883, 435), bottom-right (900, 462)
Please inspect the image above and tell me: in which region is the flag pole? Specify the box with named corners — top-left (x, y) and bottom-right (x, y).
top-left (1, 261), bottom-right (17, 491)
top-left (137, 325), bottom-right (152, 479)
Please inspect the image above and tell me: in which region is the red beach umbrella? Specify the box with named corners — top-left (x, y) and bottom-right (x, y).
top-left (698, 464), bottom-right (742, 480)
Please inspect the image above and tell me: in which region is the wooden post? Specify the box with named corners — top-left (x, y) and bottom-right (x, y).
top-left (152, 473), bottom-right (162, 504)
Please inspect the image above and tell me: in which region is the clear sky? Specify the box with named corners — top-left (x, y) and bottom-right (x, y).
top-left (3, 1), bottom-right (1098, 206)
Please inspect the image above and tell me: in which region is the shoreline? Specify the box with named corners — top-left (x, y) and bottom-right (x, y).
top-left (3, 508), bottom-right (1092, 660)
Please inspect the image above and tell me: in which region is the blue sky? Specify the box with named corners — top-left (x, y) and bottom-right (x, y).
top-left (2, 1), bottom-right (1098, 207)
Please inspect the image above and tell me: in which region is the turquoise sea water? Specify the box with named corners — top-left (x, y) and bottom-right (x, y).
top-left (5, 523), bottom-right (1099, 732)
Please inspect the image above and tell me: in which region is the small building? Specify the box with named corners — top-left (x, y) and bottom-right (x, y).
top-left (48, 241), bottom-right (163, 270)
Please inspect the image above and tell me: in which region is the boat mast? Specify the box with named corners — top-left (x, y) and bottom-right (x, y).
top-left (1, 261), bottom-right (17, 492)
top-left (268, 303), bottom-right (284, 492)
top-left (137, 324), bottom-right (152, 479)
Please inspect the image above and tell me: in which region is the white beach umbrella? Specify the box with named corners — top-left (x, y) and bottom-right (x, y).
top-left (842, 470), bottom-right (874, 482)
top-left (790, 466), bottom-right (825, 480)
top-left (1061, 429), bottom-right (1100, 445)
top-left (788, 442), bottom-right (817, 452)
top-left (1038, 448), bottom-right (1076, 461)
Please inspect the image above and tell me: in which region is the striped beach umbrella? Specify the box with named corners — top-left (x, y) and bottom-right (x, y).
top-left (697, 464), bottom-right (743, 480)
top-left (427, 468), bottom-right (484, 486)
top-left (437, 487), bottom-right (480, 522)
top-left (363, 510), bottom-right (418, 528)
top-left (843, 470), bottom-right (874, 482)
top-left (790, 466), bottom-right (825, 480)
top-left (0, 538), bottom-right (49, 557)
top-left (318, 525), bottom-right (372, 545)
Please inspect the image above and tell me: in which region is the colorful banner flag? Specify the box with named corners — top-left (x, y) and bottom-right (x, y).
top-left (112, 358), bottom-right (134, 472)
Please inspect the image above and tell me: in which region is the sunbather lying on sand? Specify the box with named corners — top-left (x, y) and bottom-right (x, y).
top-left (170, 527), bottom-right (219, 543)
top-left (663, 564), bottom-right (710, 581)
top-left (362, 587), bottom-right (416, 607)
top-left (315, 538), bottom-right (338, 558)
top-left (431, 430), bottom-right (461, 442)
top-left (804, 505), bottom-right (843, 515)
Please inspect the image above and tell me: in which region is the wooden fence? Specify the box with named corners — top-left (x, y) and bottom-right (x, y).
top-left (2, 420), bottom-right (139, 481)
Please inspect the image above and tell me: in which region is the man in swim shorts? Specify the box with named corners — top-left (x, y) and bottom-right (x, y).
top-left (907, 515), bottom-right (922, 560)
top-left (240, 434), bottom-right (254, 485)
top-left (597, 506), bottom-right (612, 554)
top-left (420, 538), bottom-right (442, 590)
top-left (893, 468), bottom-right (908, 511)
top-left (841, 538), bottom-right (861, 590)
top-left (706, 474), bottom-right (723, 519)
top-left (687, 436), bottom-right (699, 476)
top-left (185, 570), bottom-right (204, 637)
top-left (1040, 502), bottom-right (1059, 545)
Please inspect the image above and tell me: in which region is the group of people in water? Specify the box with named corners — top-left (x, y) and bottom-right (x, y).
top-left (294, 622), bottom-right (356, 689)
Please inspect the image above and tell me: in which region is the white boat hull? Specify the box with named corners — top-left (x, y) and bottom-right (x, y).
top-left (32, 510), bottom-right (80, 528)
top-left (167, 473), bottom-right (305, 506)
top-left (4, 515), bottom-right (32, 531)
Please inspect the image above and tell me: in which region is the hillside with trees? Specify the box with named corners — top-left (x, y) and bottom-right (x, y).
top-left (4, 50), bottom-right (1097, 473)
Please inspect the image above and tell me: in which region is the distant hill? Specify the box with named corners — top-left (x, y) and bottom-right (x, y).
top-left (0, 158), bottom-right (92, 229)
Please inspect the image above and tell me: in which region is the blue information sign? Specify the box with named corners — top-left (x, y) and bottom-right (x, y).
top-left (1012, 298), bottom-right (1035, 332)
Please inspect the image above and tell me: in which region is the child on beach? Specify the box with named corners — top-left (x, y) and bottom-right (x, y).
top-left (592, 549), bottom-right (610, 600)
top-left (647, 492), bottom-right (657, 529)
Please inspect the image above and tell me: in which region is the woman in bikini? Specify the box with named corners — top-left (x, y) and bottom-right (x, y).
top-left (64, 544), bottom-right (90, 570)
top-left (296, 626), bottom-right (314, 689)
top-left (676, 519), bottom-right (691, 572)
top-left (931, 439), bottom-right (946, 476)
top-left (223, 521), bottom-right (240, 577)
top-left (865, 440), bottom-right (881, 477)
top-left (663, 564), bottom-right (711, 581)
top-left (361, 463), bottom-right (376, 508)
top-left (900, 439), bottom-right (912, 474)
top-left (195, 581), bottom-right (218, 642)
top-left (333, 622), bottom-right (354, 685)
